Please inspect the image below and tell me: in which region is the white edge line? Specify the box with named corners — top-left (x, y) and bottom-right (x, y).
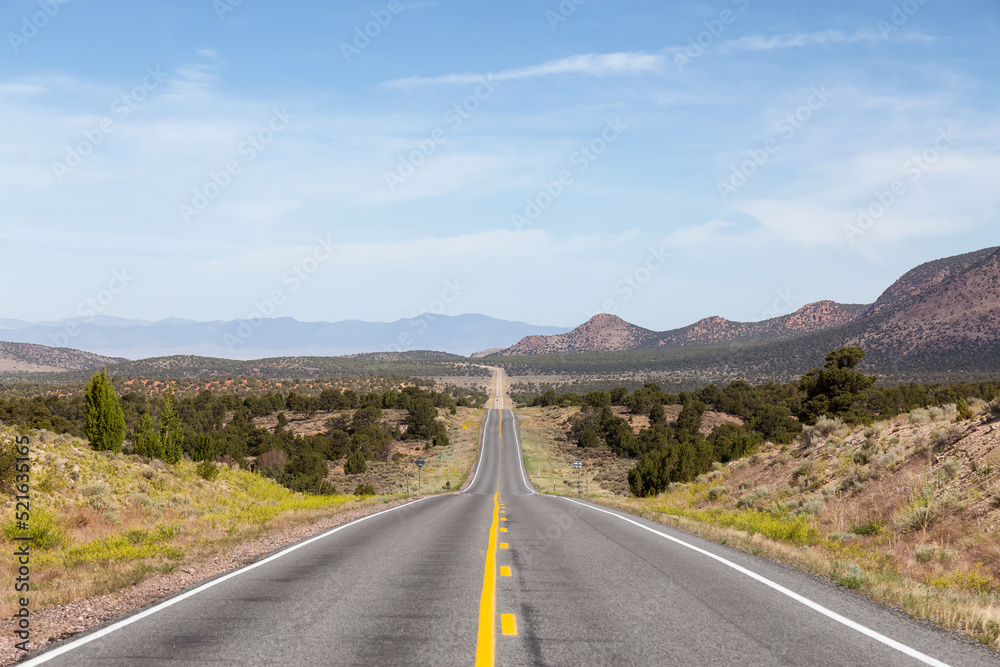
top-left (20, 496), bottom-right (436, 666)
top-left (507, 409), bottom-right (535, 495)
top-left (558, 497), bottom-right (950, 667)
top-left (461, 409), bottom-right (491, 494)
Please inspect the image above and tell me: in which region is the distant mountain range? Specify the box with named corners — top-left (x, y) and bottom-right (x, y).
top-left (482, 246), bottom-right (1000, 365)
top-left (0, 314), bottom-right (571, 360)
top-left (4, 246), bottom-right (999, 382)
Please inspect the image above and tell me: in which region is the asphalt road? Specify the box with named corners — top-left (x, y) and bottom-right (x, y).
top-left (23, 409), bottom-right (1000, 666)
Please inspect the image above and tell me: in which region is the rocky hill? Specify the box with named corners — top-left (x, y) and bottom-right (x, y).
top-left (864, 246), bottom-right (999, 317)
top-left (653, 301), bottom-right (869, 349)
top-left (484, 247), bottom-right (1000, 360)
top-left (849, 248), bottom-right (1000, 371)
top-left (498, 314), bottom-right (658, 355)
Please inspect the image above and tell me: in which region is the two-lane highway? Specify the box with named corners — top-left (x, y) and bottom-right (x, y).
top-left (23, 408), bottom-right (1000, 665)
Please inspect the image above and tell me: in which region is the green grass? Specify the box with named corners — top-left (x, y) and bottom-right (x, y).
top-left (649, 505), bottom-right (821, 546)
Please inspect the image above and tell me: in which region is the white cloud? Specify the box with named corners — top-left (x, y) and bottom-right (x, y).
top-left (382, 52), bottom-right (666, 88)
top-left (716, 28), bottom-right (936, 54)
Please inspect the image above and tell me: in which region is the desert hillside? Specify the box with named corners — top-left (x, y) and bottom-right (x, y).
top-left (0, 342), bottom-right (124, 374)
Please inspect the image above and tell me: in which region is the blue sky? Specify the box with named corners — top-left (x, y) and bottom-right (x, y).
top-left (2, 0), bottom-right (998, 331)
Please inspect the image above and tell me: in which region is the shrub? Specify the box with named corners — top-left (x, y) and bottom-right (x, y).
top-left (258, 448), bottom-right (288, 471)
top-left (432, 432), bottom-right (449, 448)
top-left (83, 482), bottom-right (108, 496)
top-left (915, 544), bottom-right (937, 564)
top-left (197, 460), bottom-right (220, 481)
top-left (897, 506), bottom-right (936, 533)
top-left (0, 439), bottom-right (18, 493)
top-left (354, 483), bottom-right (376, 496)
top-left (938, 458), bottom-right (962, 482)
top-left (344, 450), bottom-right (367, 475)
top-left (955, 398), bottom-right (975, 422)
top-left (850, 518), bottom-right (883, 537)
top-left (317, 480), bottom-right (338, 495)
top-left (578, 427), bottom-right (600, 448)
top-left (1, 508), bottom-right (64, 550)
top-left (833, 562), bottom-right (867, 590)
top-left (926, 564), bottom-right (997, 595)
top-left (815, 416), bottom-right (846, 438)
top-left (128, 492), bottom-right (153, 508)
top-left (707, 486), bottom-right (730, 501)
top-left (736, 486), bottom-right (771, 510)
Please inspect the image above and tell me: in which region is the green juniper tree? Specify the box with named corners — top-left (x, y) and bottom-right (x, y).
top-left (160, 389), bottom-right (184, 464)
top-left (133, 407), bottom-right (159, 458)
top-left (85, 368), bottom-right (126, 453)
top-left (798, 347), bottom-right (878, 425)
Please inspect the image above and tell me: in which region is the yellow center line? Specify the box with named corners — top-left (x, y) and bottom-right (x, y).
top-left (500, 543), bottom-right (509, 549)
top-left (501, 614), bottom-right (518, 636)
top-left (475, 492), bottom-right (500, 667)
top-left (500, 566), bottom-right (512, 577)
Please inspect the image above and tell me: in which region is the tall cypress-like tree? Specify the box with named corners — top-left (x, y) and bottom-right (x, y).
top-left (161, 389), bottom-right (184, 464)
top-left (85, 368), bottom-right (125, 453)
top-left (133, 407), bottom-right (160, 458)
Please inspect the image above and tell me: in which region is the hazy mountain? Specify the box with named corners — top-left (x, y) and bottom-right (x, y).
top-left (0, 314), bottom-right (571, 360)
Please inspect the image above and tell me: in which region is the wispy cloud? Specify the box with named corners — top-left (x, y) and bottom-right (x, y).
top-left (716, 28), bottom-right (936, 54)
top-left (383, 27), bottom-right (938, 90)
top-left (382, 52), bottom-right (665, 88)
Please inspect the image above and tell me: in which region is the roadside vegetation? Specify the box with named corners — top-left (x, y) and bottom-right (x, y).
top-left (513, 347), bottom-right (1000, 649)
top-left (0, 425), bottom-right (365, 616)
top-left (0, 372), bottom-right (486, 495)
